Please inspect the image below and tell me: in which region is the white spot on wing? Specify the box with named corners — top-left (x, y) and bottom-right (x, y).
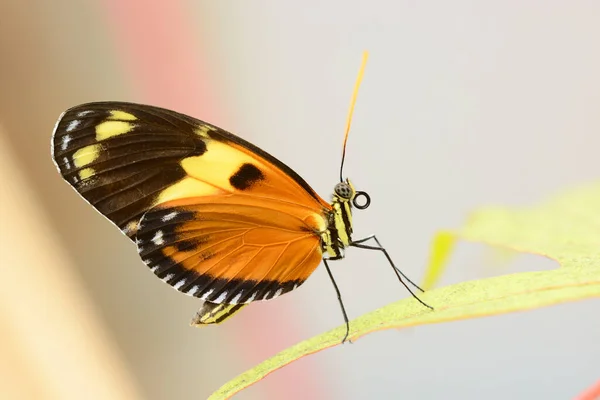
top-left (201, 288), bottom-right (214, 300)
top-left (174, 279), bottom-right (186, 290)
top-left (230, 292), bottom-right (243, 304)
top-left (262, 291), bottom-right (271, 300)
top-left (66, 120), bottom-right (80, 132)
top-left (150, 265), bottom-right (159, 272)
top-left (63, 157), bottom-right (71, 170)
top-left (273, 288), bottom-right (283, 298)
top-left (293, 283), bottom-right (299, 290)
top-left (187, 285), bottom-right (200, 296)
top-left (77, 110), bottom-right (93, 117)
top-left (215, 291), bottom-right (228, 303)
top-left (245, 292), bottom-right (258, 303)
top-left (61, 135), bottom-right (72, 150)
top-left (161, 211), bottom-right (178, 222)
top-left (162, 273), bottom-right (174, 282)
top-left (151, 230), bottom-right (164, 246)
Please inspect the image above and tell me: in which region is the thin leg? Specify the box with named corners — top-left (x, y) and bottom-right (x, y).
top-left (323, 259), bottom-right (351, 344)
top-left (350, 235), bottom-right (433, 310)
top-left (351, 235), bottom-right (426, 292)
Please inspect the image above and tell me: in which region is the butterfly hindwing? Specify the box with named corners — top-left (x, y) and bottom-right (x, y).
top-left (52, 102), bottom-right (331, 307)
top-left (135, 196), bottom-right (324, 304)
top-left (191, 302), bottom-right (247, 326)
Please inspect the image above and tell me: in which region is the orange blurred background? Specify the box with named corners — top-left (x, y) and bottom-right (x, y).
top-left (1, 2), bottom-right (599, 399)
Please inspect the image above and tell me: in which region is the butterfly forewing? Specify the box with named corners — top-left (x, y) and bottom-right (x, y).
top-left (52, 102), bottom-right (331, 310)
top-left (51, 103), bottom-right (209, 238)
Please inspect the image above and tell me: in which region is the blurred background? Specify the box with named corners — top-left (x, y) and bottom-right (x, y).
top-left (1, 1), bottom-right (599, 399)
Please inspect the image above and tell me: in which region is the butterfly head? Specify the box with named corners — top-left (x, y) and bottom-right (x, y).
top-left (334, 179), bottom-right (371, 210)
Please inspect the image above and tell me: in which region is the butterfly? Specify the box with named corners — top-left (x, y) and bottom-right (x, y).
top-left (51, 52), bottom-right (431, 343)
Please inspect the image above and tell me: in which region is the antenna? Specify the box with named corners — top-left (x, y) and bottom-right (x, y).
top-left (339, 51), bottom-right (369, 182)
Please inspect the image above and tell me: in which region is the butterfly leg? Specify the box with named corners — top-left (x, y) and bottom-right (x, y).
top-left (323, 258), bottom-right (352, 344)
top-left (351, 235), bottom-right (426, 292)
top-left (350, 235), bottom-right (433, 310)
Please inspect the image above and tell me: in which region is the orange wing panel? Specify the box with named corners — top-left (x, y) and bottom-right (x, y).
top-left (136, 195), bottom-right (326, 304)
top-left (173, 137), bottom-right (333, 214)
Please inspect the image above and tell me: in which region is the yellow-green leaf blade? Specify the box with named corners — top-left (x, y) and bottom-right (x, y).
top-left (421, 230), bottom-right (456, 290)
top-left (210, 273), bottom-right (599, 399)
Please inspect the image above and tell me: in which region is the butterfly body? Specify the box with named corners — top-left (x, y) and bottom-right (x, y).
top-left (52, 55), bottom-right (431, 341)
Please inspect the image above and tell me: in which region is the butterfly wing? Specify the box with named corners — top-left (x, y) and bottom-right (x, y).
top-left (191, 302), bottom-right (247, 326)
top-left (136, 195), bottom-right (324, 305)
top-left (52, 102), bottom-right (330, 237)
top-left (52, 102), bottom-right (331, 308)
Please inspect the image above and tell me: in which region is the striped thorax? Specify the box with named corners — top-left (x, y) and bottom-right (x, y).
top-left (321, 179), bottom-right (365, 259)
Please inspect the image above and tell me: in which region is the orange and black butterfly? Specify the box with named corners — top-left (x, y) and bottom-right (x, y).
top-left (51, 53), bottom-right (431, 342)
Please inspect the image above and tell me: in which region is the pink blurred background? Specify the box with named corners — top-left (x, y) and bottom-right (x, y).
top-left (1, 2), bottom-right (599, 399)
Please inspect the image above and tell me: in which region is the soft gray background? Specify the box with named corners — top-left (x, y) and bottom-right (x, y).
top-left (214, 3), bottom-right (600, 398)
top-left (1, 1), bottom-right (598, 399)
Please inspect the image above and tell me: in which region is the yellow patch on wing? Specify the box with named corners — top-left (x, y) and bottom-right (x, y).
top-left (195, 125), bottom-right (216, 138)
top-left (122, 220), bottom-right (138, 236)
top-left (96, 120), bottom-right (135, 141)
top-left (156, 177), bottom-right (227, 205)
top-left (79, 167), bottom-right (95, 180)
top-left (304, 213), bottom-right (328, 232)
top-left (181, 140), bottom-right (262, 191)
top-left (72, 144), bottom-right (101, 168)
top-left (108, 110), bottom-right (137, 121)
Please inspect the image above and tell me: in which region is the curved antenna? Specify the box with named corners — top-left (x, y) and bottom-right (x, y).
top-left (339, 51), bottom-right (369, 182)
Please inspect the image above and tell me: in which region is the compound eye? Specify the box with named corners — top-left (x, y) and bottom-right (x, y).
top-left (334, 182), bottom-right (353, 199)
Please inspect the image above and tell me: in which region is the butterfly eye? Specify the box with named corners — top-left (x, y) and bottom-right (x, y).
top-left (352, 191), bottom-right (371, 210)
top-left (334, 182), bottom-right (353, 199)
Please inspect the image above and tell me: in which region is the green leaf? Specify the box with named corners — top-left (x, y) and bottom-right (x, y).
top-left (421, 230), bottom-right (456, 290)
top-left (209, 183), bottom-right (600, 400)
